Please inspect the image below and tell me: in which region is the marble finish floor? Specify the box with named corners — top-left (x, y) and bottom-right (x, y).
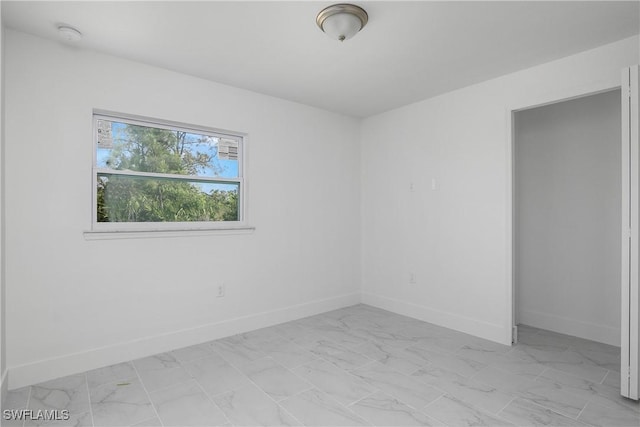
top-left (3, 304), bottom-right (639, 426)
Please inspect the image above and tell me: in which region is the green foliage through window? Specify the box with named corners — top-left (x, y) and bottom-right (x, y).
top-left (95, 115), bottom-right (242, 224)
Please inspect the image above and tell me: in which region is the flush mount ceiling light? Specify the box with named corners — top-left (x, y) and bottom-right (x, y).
top-left (316, 3), bottom-right (368, 42)
top-left (57, 25), bottom-right (82, 42)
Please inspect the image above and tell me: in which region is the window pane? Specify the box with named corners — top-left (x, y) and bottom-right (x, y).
top-left (96, 119), bottom-right (239, 178)
top-left (97, 174), bottom-right (239, 223)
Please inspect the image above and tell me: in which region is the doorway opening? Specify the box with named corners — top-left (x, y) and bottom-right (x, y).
top-left (513, 89), bottom-right (622, 349)
top-left (507, 67), bottom-right (639, 400)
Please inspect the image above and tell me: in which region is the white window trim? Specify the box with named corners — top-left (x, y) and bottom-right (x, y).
top-left (89, 110), bottom-right (252, 235)
top-left (83, 226), bottom-right (255, 241)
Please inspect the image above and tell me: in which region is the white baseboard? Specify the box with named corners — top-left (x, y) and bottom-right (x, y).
top-left (8, 292), bottom-right (360, 390)
top-left (361, 292), bottom-right (510, 345)
top-left (518, 308), bottom-right (620, 346)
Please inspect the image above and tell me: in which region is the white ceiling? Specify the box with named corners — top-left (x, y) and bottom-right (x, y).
top-left (2, 1), bottom-right (639, 117)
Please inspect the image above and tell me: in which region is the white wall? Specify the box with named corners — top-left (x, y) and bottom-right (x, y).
top-left (0, 1), bottom-right (6, 402)
top-left (4, 28), bottom-right (639, 390)
top-left (4, 30), bottom-right (361, 388)
top-left (361, 35), bottom-right (639, 344)
top-left (515, 90), bottom-right (621, 346)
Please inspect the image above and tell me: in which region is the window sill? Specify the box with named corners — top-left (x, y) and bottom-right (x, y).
top-left (83, 226), bottom-right (255, 240)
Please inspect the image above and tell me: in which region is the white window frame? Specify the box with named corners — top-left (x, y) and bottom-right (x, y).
top-left (91, 110), bottom-right (248, 233)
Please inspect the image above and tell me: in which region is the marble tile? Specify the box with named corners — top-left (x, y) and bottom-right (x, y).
top-left (516, 324), bottom-right (542, 340)
top-left (354, 341), bottom-right (431, 375)
top-left (149, 380), bottom-right (227, 426)
top-left (543, 350), bottom-right (610, 384)
top-left (182, 354), bottom-right (251, 396)
top-left (304, 338), bottom-right (351, 356)
top-left (297, 313), bottom-right (332, 325)
top-left (256, 335), bottom-right (295, 352)
top-left (86, 362), bottom-right (137, 390)
top-left (293, 359), bottom-right (376, 406)
top-left (423, 394), bottom-right (514, 426)
top-left (465, 335), bottom-right (513, 353)
top-left (329, 309), bottom-right (375, 325)
top-left (574, 342), bottom-right (618, 358)
top-left (133, 352), bottom-right (179, 371)
top-left (335, 310), bottom-right (369, 324)
top-left (362, 319), bottom-right (409, 336)
top-left (517, 324), bottom-right (543, 333)
top-left (577, 401), bottom-right (640, 426)
top-left (472, 366), bottom-right (588, 418)
top-left (351, 327), bottom-right (417, 349)
top-left (133, 353), bottom-right (192, 392)
top-left (568, 346), bottom-right (620, 372)
top-left (310, 324), bottom-right (370, 348)
top-left (510, 344), bottom-right (573, 365)
top-left (589, 384), bottom-right (640, 414)
top-left (516, 330), bottom-right (540, 344)
top-left (401, 323), bottom-right (451, 340)
top-left (535, 329), bottom-right (583, 343)
top-left (290, 331), bottom-right (332, 348)
top-left (280, 388), bottom-right (370, 426)
top-left (472, 365), bottom-right (539, 391)
top-left (351, 362), bottom-right (443, 409)
top-left (349, 390), bottom-right (441, 426)
top-left (535, 367), bottom-right (602, 398)
top-left (24, 410), bottom-right (93, 427)
top-left (273, 322), bottom-right (329, 347)
top-left (407, 346), bottom-right (486, 378)
top-left (271, 321), bottom-right (313, 338)
top-left (602, 370), bottom-right (619, 388)
top-left (455, 339), bottom-right (512, 365)
top-left (1, 415), bottom-right (26, 427)
top-left (15, 306), bottom-right (630, 427)
top-left (444, 378), bottom-right (515, 415)
top-left (170, 343), bottom-right (214, 364)
top-left (411, 364), bottom-right (469, 388)
top-left (307, 340), bottom-right (374, 370)
top-left (259, 336), bottom-right (319, 369)
top-left (517, 331), bottom-right (572, 352)
top-left (412, 333), bottom-right (468, 354)
top-left (90, 378), bottom-right (155, 427)
top-left (367, 315), bottom-right (417, 334)
top-left (511, 345), bottom-right (609, 383)
top-left (412, 366), bottom-right (513, 414)
top-left (212, 384), bottom-right (299, 426)
top-left (239, 327), bottom-right (286, 348)
top-left (29, 374), bottom-right (90, 414)
top-left (3, 386), bottom-right (31, 410)
top-left (536, 368), bottom-right (640, 414)
top-left (132, 417), bottom-right (163, 427)
top-left (486, 352), bottom-right (547, 377)
top-left (239, 357), bottom-right (312, 401)
top-left (210, 335), bottom-right (266, 368)
top-left (569, 337), bottom-right (620, 356)
top-left (498, 398), bottom-right (586, 426)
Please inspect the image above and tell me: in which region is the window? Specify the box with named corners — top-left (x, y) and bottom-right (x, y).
top-left (93, 112), bottom-right (245, 231)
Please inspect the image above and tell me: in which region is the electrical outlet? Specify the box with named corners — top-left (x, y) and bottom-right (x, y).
top-left (216, 284), bottom-right (226, 298)
top-left (409, 273), bottom-right (416, 284)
